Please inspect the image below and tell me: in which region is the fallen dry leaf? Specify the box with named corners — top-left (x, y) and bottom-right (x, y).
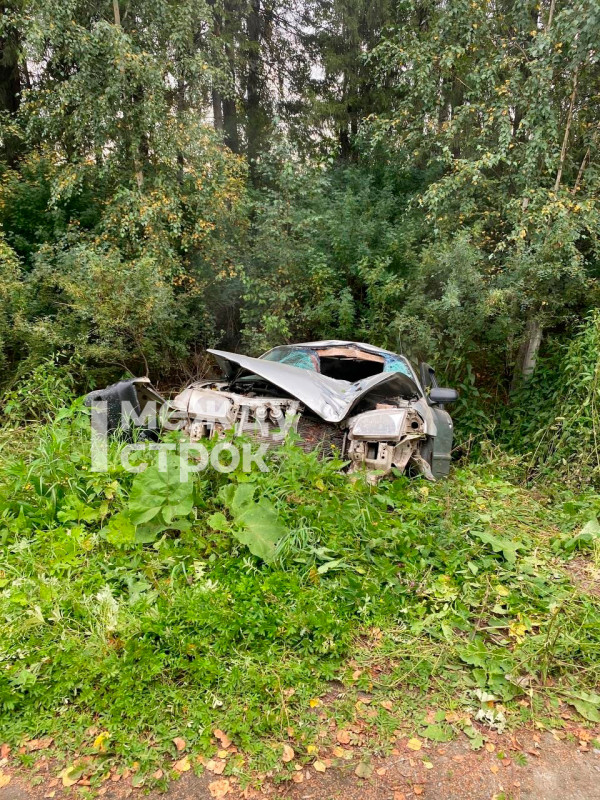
top-left (44, 792), bottom-right (56, 799)
top-left (217, 749), bottom-right (229, 759)
top-left (206, 759), bottom-right (225, 775)
top-left (381, 700), bottom-right (394, 711)
top-left (490, 764), bottom-right (499, 774)
top-left (173, 737), bottom-right (186, 752)
top-left (214, 730), bottom-right (232, 749)
top-left (413, 786), bottom-right (424, 796)
top-left (208, 779), bottom-right (231, 798)
top-left (0, 744), bottom-right (10, 759)
top-left (173, 757), bottom-right (191, 773)
top-left (336, 730), bottom-right (351, 745)
top-left (423, 761), bottom-right (433, 769)
top-left (407, 738), bottom-right (422, 751)
top-left (152, 769), bottom-right (163, 780)
top-left (313, 760), bottom-right (327, 773)
top-left (376, 767), bottom-right (387, 776)
top-left (394, 793), bottom-right (406, 800)
top-left (59, 767), bottom-right (78, 788)
top-left (354, 762), bottom-right (373, 779)
top-left (291, 772), bottom-right (304, 784)
top-left (282, 744), bottom-right (295, 763)
top-left (485, 742), bottom-right (496, 752)
top-left (332, 746), bottom-right (344, 757)
top-left (0, 771), bottom-right (11, 789)
top-left (26, 738), bottom-right (54, 752)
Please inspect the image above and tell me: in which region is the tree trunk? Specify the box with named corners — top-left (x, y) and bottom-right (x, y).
top-left (512, 318), bottom-right (543, 390)
top-left (223, 95), bottom-right (239, 153)
top-left (0, 3), bottom-right (22, 167)
top-left (221, 0), bottom-right (239, 154)
top-left (554, 70), bottom-right (578, 193)
top-left (209, 2), bottom-right (224, 134)
top-left (212, 88), bottom-right (224, 131)
top-left (176, 78), bottom-right (186, 182)
top-left (339, 124), bottom-right (351, 160)
top-left (245, 0), bottom-right (262, 179)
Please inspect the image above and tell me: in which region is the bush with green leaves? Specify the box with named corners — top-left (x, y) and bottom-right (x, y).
top-left (0, 357), bottom-right (77, 425)
top-left (0, 232), bottom-right (22, 382)
top-left (503, 311), bottom-right (600, 486)
top-left (240, 143), bottom-right (422, 354)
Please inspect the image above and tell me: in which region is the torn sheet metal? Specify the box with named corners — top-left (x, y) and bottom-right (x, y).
top-left (207, 348), bottom-right (421, 423)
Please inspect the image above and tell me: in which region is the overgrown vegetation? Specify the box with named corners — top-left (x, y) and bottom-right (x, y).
top-left (1, 0), bottom-right (600, 789)
top-left (1, 385), bottom-right (600, 784)
top-left (1, 0), bottom-right (598, 391)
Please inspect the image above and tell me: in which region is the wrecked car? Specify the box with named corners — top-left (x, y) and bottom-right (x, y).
top-left (86, 341), bottom-right (458, 481)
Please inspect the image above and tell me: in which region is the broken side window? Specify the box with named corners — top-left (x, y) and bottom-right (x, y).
top-left (383, 355), bottom-right (413, 378)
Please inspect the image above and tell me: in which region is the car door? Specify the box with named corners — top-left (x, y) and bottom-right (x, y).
top-left (419, 363), bottom-right (455, 478)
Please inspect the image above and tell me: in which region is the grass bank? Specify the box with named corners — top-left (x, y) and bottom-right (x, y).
top-left (1, 405), bottom-right (599, 787)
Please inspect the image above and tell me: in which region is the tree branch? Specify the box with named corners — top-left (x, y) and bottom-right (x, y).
top-left (554, 69), bottom-right (578, 193)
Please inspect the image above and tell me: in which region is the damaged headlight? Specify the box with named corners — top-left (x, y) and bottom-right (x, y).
top-left (172, 388), bottom-right (234, 422)
top-left (348, 409), bottom-right (409, 441)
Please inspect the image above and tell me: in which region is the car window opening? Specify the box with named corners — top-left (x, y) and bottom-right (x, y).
top-left (319, 356), bottom-right (383, 381)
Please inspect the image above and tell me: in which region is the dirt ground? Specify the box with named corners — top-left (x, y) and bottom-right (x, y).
top-left (3, 730), bottom-right (600, 800)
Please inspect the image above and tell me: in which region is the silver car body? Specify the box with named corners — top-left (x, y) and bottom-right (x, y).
top-left (167, 341), bottom-right (455, 481)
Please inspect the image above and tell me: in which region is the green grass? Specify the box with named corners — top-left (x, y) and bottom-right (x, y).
top-left (1, 403), bottom-right (599, 787)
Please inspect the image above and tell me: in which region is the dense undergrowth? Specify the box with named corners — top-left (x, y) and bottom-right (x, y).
top-left (1, 392), bottom-right (599, 786)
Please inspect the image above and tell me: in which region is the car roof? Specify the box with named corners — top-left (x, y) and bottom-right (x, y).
top-left (266, 341), bottom-right (404, 358)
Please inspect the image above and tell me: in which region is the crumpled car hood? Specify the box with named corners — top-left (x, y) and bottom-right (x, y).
top-left (207, 349), bottom-right (421, 423)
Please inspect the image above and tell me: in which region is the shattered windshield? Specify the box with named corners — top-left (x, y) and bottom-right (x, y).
top-left (261, 347), bottom-right (318, 371)
top-left (260, 346), bottom-right (414, 380)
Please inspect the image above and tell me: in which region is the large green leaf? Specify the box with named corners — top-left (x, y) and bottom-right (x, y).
top-left (128, 456), bottom-right (194, 527)
top-left (234, 500), bottom-right (286, 564)
top-left (217, 483), bottom-right (256, 515)
top-left (470, 528), bottom-right (521, 564)
top-left (218, 482), bottom-right (285, 562)
top-left (566, 690), bottom-right (600, 722)
top-left (420, 723), bottom-right (453, 742)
